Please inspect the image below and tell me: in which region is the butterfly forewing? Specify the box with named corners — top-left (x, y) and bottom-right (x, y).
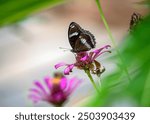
top-left (68, 22), bottom-right (96, 53)
top-left (68, 22), bottom-right (81, 51)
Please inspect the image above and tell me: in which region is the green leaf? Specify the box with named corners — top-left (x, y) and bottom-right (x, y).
top-left (0, 0), bottom-right (66, 26)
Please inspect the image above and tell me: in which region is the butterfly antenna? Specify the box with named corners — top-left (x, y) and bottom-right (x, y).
top-left (59, 47), bottom-right (71, 52)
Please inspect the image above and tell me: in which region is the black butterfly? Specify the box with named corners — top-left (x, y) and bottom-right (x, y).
top-left (68, 22), bottom-right (96, 53)
top-left (129, 13), bottom-right (142, 32)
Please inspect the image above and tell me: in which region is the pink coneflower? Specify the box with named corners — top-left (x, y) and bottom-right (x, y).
top-left (29, 73), bottom-right (81, 107)
top-left (55, 45), bottom-right (111, 77)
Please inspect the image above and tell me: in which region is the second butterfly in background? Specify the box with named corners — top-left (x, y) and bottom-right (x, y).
top-left (129, 13), bottom-right (143, 32)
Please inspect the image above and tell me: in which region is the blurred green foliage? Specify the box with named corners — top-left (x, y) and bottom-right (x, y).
top-left (0, 0), bottom-right (66, 26)
top-left (0, 0), bottom-right (149, 107)
top-left (138, 0), bottom-right (150, 7)
top-left (86, 10), bottom-right (150, 106)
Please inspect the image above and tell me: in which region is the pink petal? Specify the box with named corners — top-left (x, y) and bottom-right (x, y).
top-left (65, 77), bottom-right (82, 95)
top-left (92, 45), bottom-right (111, 54)
top-left (64, 64), bottom-right (74, 75)
top-left (60, 77), bottom-right (67, 90)
top-left (34, 81), bottom-right (47, 95)
top-left (91, 45), bottom-right (111, 61)
top-left (92, 50), bottom-right (111, 60)
top-left (55, 62), bottom-right (67, 69)
top-left (28, 94), bottom-right (41, 103)
top-left (44, 77), bottom-right (52, 90)
top-left (64, 67), bottom-right (71, 75)
top-left (80, 55), bottom-right (88, 61)
top-left (29, 88), bottom-right (42, 96)
top-left (69, 64), bottom-right (74, 70)
top-left (69, 79), bottom-right (82, 94)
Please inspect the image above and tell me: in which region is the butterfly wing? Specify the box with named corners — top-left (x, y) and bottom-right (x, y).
top-left (68, 22), bottom-right (96, 53)
top-left (82, 29), bottom-right (96, 49)
top-left (68, 22), bottom-right (81, 50)
top-left (73, 31), bottom-right (96, 52)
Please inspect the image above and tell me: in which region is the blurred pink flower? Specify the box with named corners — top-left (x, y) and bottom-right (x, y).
top-left (29, 75), bottom-right (81, 107)
top-left (55, 45), bottom-right (111, 76)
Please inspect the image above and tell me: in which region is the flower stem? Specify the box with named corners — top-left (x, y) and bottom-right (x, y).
top-left (85, 70), bottom-right (100, 94)
top-left (95, 0), bottom-right (131, 83)
top-left (98, 77), bottom-right (102, 88)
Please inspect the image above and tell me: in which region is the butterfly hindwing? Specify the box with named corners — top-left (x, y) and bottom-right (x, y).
top-left (82, 30), bottom-right (96, 48)
top-left (73, 33), bottom-right (91, 52)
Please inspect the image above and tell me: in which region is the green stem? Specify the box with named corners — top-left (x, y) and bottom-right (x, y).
top-left (95, 0), bottom-right (131, 83)
top-left (98, 77), bottom-right (102, 88)
top-left (85, 70), bottom-right (100, 94)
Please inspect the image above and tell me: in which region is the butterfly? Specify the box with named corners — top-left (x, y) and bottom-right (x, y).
top-left (129, 13), bottom-right (142, 32)
top-left (68, 22), bottom-right (96, 53)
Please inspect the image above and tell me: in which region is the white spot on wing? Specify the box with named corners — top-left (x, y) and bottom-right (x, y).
top-left (85, 31), bottom-right (95, 46)
top-left (80, 38), bottom-right (91, 49)
top-left (70, 25), bottom-right (75, 28)
top-left (81, 38), bottom-right (86, 44)
top-left (84, 42), bottom-right (91, 49)
top-left (69, 32), bottom-right (78, 38)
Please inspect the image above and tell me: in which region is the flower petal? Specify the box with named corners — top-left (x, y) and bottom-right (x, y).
top-left (65, 77), bottom-right (82, 95)
top-left (44, 77), bottom-right (52, 90)
top-left (64, 64), bottom-right (74, 75)
top-left (69, 64), bottom-right (74, 71)
top-left (93, 50), bottom-right (111, 60)
top-left (91, 45), bottom-right (111, 61)
top-left (80, 55), bottom-right (88, 61)
top-left (28, 94), bottom-right (41, 103)
top-left (55, 62), bottom-right (67, 69)
top-left (92, 45), bottom-right (111, 54)
top-left (60, 77), bottom-right (67, 90)
top-left (71, 79), bottom-right (82, 92)
top-left (64, 67), bottom-right (71, 75)
top-left (34, 81), bottom-right (47, 95)
top-left (29, 88), bottom-right (42, 96)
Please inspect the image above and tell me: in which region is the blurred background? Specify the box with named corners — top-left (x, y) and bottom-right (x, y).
top-left (0, 0), bottom-right (148, 106)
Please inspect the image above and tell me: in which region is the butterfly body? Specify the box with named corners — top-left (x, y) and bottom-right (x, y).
top-left (68, 22), bottom-right (96, 53)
